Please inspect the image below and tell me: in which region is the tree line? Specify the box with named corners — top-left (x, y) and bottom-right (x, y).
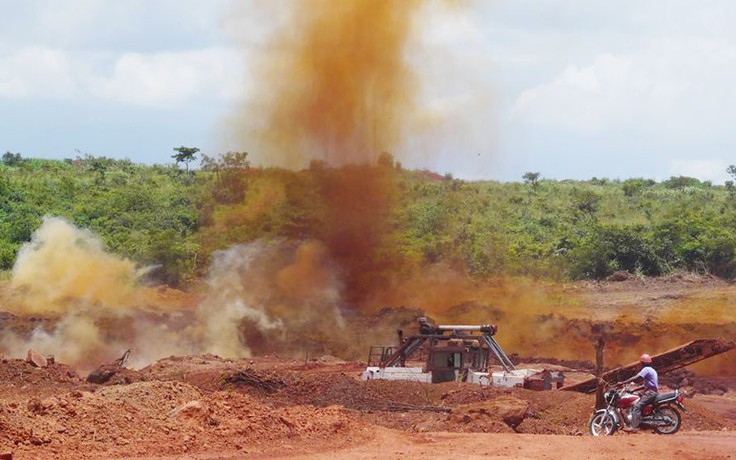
top-left (3, 149), bottom-right (736, 286)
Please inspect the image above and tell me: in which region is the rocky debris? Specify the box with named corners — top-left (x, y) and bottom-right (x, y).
top-left (86, 350), bottom-right (145, 386)
top-left (222, 368), bottom-right (287, 393)
top-left (26, 349), bottom-right (47, 368)
top-left (450, 397), bottom-right (530, 430)
top-left (168, 400), bottom-right (212, 425)
top-left (312, 355), bottom-right (347, 364)
top-left (86, 366), bottom-right (116, 384)
top-left (661, 368), bottom-right (731, 395)
top-left (86, 364), bottom-right (144, 385)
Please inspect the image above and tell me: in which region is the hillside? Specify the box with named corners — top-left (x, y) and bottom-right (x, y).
top-left (2, 154), bottom-right (735, 290)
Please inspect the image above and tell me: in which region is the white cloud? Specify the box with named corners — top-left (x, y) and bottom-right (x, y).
top-left (510, 35), bottom-right (736, 142)
top-left (0, 47), bottom-right (77, 98)
top-left (1, 0), bottom-right (228, 52)
top-left (511, 53), bottom-right (632, 133)
top-left (0, 46), bottom-right (242, 108)
top-left (92, 48), bottom-right (242, 108)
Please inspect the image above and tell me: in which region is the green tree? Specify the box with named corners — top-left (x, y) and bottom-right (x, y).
top-left (727, 164), bottom-right (736, 181)
top-left (2, 151), bottom-right (23, 166)
top-left (201, 151), bottom-right (250, 204)
top-left (172, 146), bottom-right (200, 173)
top-left (522, 172), bottom-right (540, 190)
top-left (622, 178), bottom-right (655, 197)
top-left (663, 176), bottom-right (701, 189)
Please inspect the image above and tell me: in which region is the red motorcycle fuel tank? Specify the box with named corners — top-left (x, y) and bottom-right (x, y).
top-left (619, 394), bottom-right (640, 409)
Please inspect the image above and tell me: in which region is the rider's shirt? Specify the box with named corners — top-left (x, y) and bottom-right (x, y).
top-left (636, 366), bottom-right (658, 392)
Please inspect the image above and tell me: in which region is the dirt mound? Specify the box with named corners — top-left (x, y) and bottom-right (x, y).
top-left (0, 380), bottom-right (363, 459)
top-left (0, 359), bottom-right (81, 386)
top-left (269, 371), bottom-right (734, 435)
top-left (448, 396), bottom-right (529, 431)
top-left (86, 364), bottom-right (145, 385)
top-left (275, 373), bottom-right (450, 410)
top-left (139, 354), bottom-right (241, 392)
top-left (684, 399), bottom-right (736, 431)
top-left (436, 386), bottom-right (591, 434)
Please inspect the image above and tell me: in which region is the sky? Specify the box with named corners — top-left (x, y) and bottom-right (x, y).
top-left (2, 0), bottom-right (736, 183)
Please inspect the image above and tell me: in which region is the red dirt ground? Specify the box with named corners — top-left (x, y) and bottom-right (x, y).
top-left (0, 353), bottom-right (734, 459)
top-left (1, 275), bottom-right (735, 459)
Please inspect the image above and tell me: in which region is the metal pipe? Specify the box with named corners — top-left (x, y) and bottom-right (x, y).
top-left (438, 325), bottom-right (497, 334)
top-left (438, 325), bottom-right (484, 331)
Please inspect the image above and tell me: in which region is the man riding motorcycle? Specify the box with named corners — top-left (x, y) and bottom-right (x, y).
top-left (619, 353), bottom-right (658, 431)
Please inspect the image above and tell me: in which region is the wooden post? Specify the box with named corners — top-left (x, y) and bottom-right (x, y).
top-left (595, 337), bottom-right (605, 409)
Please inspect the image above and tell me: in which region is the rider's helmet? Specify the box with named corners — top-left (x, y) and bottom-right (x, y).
top-left (639, 353), bottom-right (652, 364)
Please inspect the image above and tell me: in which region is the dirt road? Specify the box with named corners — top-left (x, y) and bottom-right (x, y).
top-left (265, 429), bottom-right (736, 460)
top-left (117, 429), bottom-right (736, 460)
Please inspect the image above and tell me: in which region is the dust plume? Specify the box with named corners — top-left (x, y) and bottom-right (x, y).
top-left (9, 216), bottom-right (139, 315)
top-left (231, 0), bottom-right (420, 167)
top-left (0, 219), bottom-right (347, 370)
top-left (225, 1), bottom-right (437, 306)
top-left (0, 313), bottom-right (105, 367)
top-left (196, 240), bottom-right (346, 356)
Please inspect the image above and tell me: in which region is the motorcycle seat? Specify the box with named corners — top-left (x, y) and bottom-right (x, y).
top-left (655, 391), bottom-right (677, 404)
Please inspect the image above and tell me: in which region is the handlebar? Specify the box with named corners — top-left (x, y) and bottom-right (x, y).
top-left (611, 382), bottom-right (643, 393)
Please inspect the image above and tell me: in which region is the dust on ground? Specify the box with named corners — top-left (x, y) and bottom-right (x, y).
top-left (1, 274), bottom-right (736, 459)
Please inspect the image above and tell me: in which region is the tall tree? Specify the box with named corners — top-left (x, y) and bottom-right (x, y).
top-left (522, 171), bottom-right (541, 190)
top-left (172, 146), bottom-right (200, 173)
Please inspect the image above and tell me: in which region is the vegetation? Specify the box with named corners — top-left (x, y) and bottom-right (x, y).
top-left (0, 153), bottom-right (200, 285)
top-left (2, 150), bottom-right (736, 286)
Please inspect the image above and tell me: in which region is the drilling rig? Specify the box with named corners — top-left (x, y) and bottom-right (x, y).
top-left (362, 317), bottom-right (564, 389)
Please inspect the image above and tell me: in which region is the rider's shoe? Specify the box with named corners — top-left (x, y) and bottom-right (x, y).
top-left (622, 426), bottom-right (640, 433)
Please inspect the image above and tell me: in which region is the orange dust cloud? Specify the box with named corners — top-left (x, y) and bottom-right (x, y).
top-left (196, 240), bottom-right (346, 356)
top-left (233, 0), bottom-right (420, 168)
top-left (223, 0), bottom-right (428, 307)
top-left (316, 165), bottom-right (402, 306)
top-left (222, 1), bottom-right (496, 309)
top-left (276, 240), bottom-right (338, 300)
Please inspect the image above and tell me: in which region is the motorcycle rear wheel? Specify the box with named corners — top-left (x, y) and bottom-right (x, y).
top-left (653, 406), bottom-right (681, 435)
top-left (589, 412), bottom-right (617, 436)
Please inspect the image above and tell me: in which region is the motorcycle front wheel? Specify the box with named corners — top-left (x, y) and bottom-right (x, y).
top-left (589, 412), bottom-right (617, 436)
top-left (653, 406), bottom-right (681, 435)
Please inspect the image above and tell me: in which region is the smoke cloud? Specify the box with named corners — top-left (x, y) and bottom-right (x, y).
top-left (10, 216), bottom-right (139, 315)
top-left (0, 218), bottom-right (347, 370)
top-left (0, 218), bottom-right (733, 375)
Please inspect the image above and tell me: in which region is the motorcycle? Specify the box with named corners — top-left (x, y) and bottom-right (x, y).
top-left (589, 383), bottom-right (686, 436)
